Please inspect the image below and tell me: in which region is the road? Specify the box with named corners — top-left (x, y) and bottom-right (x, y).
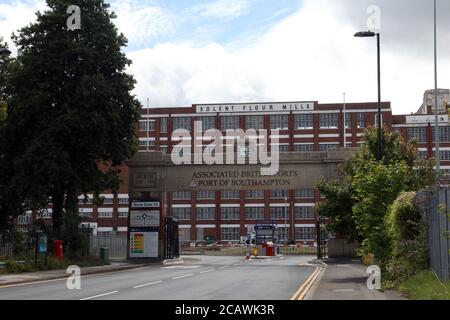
top-left (0, 255), bottom-right (316, 300)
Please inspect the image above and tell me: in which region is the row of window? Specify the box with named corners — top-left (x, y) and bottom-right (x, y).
top-left (172, 206), bottom-right (314, 220)
top-left (407, 127), bottom-right (450, 143)
top-left (172, 189), bottom-right (316, 200)
top-left (140, 113), bottom-right (369, 132)
top-left (37, 211), bottom-right (129, 219)
top-left (78, 197), bottom-right (129, 205)
top-left (220, 227), bottom-right (315, 241)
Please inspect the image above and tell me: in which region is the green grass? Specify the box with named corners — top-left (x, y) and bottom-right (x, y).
top-left (399, 270), bottom-right (450, 300)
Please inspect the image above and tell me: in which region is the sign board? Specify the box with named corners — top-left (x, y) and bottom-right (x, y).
top-left (131, 201), bottom-right (160, 208)
top-left (129, 231), bottom-right (158, 258)
top-left (133, 173), bottom-right (157, 188)
top-left (130, 211), bottom-right (160, 227)
top-left (405, 115), bottom-right (448, 124)
top-left (37, 234), bottom-right (48, 253)
top-left (195, 102), bottom-right (315, 114)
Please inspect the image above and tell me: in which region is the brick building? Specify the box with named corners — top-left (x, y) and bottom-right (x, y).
top-left (16, 91), bottom-right (450, 244)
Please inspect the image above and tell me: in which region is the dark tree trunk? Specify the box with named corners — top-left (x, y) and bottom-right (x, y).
top-left (51, 186), bottom-right (65, 237)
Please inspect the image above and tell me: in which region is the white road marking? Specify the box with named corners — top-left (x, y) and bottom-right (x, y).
top-left (199, 269), bottom-right (215, 274)
top-left (173, 273), bottom-right (194, 280)
top-left (80, 291), bottom-right (119, 300)
top-left (161, 266), bottom-right (200, 269)
top-left (218, 265), bottom-right (230, 270)
top-left (133, 280), bottom-right (163, 289)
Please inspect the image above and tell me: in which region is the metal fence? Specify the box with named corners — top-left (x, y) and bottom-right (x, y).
top-left (89, 233), bottom-right (128, 259)
top-left (415, 187), bottom-right (450, 281)
top-left (181, 243), bottom-right (320, 256)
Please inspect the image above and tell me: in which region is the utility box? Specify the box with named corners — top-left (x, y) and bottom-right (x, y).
top-left (100, 247), bottom-right (109, 264)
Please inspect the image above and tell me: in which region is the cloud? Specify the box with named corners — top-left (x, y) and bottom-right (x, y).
top-left (191, 0), bottom-right (255, 19)
top-left (109, 0), bottom-right (175, 46)
top-left (128, 0), bottom-right (450, 114)
top-left (0, 0), bottom-right (46, 52)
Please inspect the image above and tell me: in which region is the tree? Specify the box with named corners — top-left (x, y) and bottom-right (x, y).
top-left (317, 127), bottom-right (435, 267)
top-left (1, 0), bottom-right (141, 235)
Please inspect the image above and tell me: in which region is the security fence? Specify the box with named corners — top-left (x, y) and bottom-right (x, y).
top-left (89, 233), bottom-right (128, 259)
top-left (414, 187), bottom-right (450, 281)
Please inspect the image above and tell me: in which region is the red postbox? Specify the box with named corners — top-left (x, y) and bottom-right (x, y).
top-left (54, 240), bottom-right (63, 260)
top-left (265, 241), bottom-right (275, 256)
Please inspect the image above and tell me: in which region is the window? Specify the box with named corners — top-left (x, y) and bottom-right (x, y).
top-left (294, 144), bottom-right (313, 152)
top-left (98, 211), bottom-right (113, 218)
top-left (221, 116), bottom-right (240, 130)
top-left (139, 120), bottom-right (155, 131)
top-left (221, 190), bottom-right (240, 199)
top-left (78, 196), bottom-right (93, 204)
top-left (245, 115), bottom-right (264, 130)
top-left (320, 144), bottom-right (338, 151)
top-left (270, 190), bottom-right (289, 199)
top-left (374, 114), bottom-right (383, 127)
top-left (221, 227), bottom-right (240, 241)
top-left (270, 115), bottom-right (289, 130)
top-left (118, 211), bottom-right (129, 218)
top-left (270, 207), bottom-right (288, 219)
top-left (221, 207), bottom-right (240, 220)
top-left (345, 113), bottom-right (351, 128)
top-left (294, 114), bottom-right (313, 129)
top-left (172, 191), bottom-right (191, 200)
top-left (407, 127), bottom-right (426, 143)
top-left (295, 206), bottom-right (314, 219)
top-left (196, 207), bottom-right (215, 220)
top-left (172, 207), bottom-right (191, 220)
top-left (275, 227), bottom-right (289, 242)
top-left (245, 190), bottom-right (264, 199)
top-left (440, 150), bottom-right (450, 160)
top-left (160, 146), bottom-right (168, 153)
top-left (272, 145), bottom-right (289, 152)
top-left (432, 127), bottom-right (450, 142)
top-left (357, 113), bottom-right (365, 128)
top-left (418, 150), bottom-right (428, 160)
top-left (118, 197), bottom-right (129, 204)
top-left (173, 117), bottom-right (191, 131)
top-left (197, 116), bottom-right (216, 131)
top-left (296, 189), bottom-right (315, 198)
top-left (102, 198), bottom-right (114, 205)
top-left (245, 207), bottom-right (265, 220)
top-left (79, 211), bottom-right (92, 219)
top-left (319, 113), bottom-right (339, 128)
top-left (295, 227), bottom-right (315, 240)
top-left (197, 190), bottom-right (215, 200)
top-left (160, 117), bottom-right (168, 133)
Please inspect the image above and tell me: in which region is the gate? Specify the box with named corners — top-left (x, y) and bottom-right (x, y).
top-left (316, 217), bottom-right (328, 259)
top-left (164, 217), bottom-right (180, 259)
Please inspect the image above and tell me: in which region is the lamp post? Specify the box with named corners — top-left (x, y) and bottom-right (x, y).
top-left (284, 196), bottom-right (288, 244)
top-left (354, 31), bottom-right (382, 160)
top-left (433, 0), bottom-right (440, 176)
top-left (0, 48), bottom-right (11, 56)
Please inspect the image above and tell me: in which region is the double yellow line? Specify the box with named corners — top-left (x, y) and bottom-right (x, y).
top-left (290, 267), bottom-right (322, 300)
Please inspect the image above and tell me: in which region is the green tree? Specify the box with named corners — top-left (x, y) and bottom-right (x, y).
top-left (1, 0), bottom-right (141, 235)
top-left (317, 127), bottom-right (434, 267)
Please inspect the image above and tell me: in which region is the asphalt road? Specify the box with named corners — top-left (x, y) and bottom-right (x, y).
top-left (0, 255), bottom-right (315, 300)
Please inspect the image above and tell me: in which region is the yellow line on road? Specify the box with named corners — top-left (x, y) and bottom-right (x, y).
top-left (297, 268), bottom-right (322, 300)
top-left (290, 267), bottom-right (320, 301)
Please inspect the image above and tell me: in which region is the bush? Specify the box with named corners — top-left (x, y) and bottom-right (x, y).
top-left (385, 192), bottom-right (428, 286)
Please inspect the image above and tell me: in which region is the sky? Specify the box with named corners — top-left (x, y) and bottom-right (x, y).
top-left (1, 0), bottom-right (450, 115)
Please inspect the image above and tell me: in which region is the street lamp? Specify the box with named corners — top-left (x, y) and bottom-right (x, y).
top-left (284, 196), bottom-right (288, 244)
top-left (354, 31), bottom-right (382, 160)
top-left (0, 48), bottom-right (11, 56)
top-left (433, 0), bottom-right (440, 176)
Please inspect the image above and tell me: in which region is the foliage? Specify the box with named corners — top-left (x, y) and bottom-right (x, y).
top-left (316, 178), bottom-right (359, 242)
top-left (385, 192), bottom-right (428, 285)
top-left (317, 127), bottom-right (435, 268)
top-left (0, 0), bottom-right (141, 234)
top-left (399, 270), bottom-right (450, 300)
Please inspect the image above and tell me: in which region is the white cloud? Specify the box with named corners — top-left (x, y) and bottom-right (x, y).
top-left (109, 0), bottom-right (175, 45)
top-left (191, 0), bottom-right (255, 19)
top-left (128, 0), bottom-right (450, 114)
top-left (0, 0), bottom-right (47, 52)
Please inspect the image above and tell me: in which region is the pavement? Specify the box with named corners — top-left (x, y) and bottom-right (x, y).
top-left (309, 259), bottom-right (406, 300)
top-left (0, 255), bottom-right (317, 300)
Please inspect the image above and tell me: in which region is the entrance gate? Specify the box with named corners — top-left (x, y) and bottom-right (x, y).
top-left (164, 217), bottom-right (180, 259)
top-left (316, 217), bottom-right (328, 259)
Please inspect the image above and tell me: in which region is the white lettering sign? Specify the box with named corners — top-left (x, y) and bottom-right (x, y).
top-left (195, 102), bottom-right (314, 114)
top-left (406, 115), bottom-right (448, 124)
